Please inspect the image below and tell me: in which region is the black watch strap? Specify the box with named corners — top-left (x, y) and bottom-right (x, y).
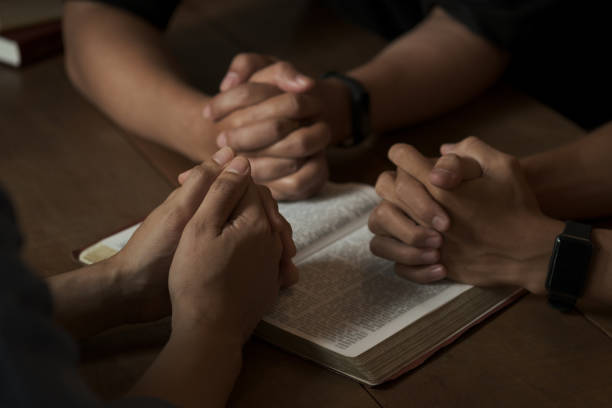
top-left (548, 292), bottom-right (580, 313)
top-left (321, 71), bottom-right (370, 147)
top-left (564, 220), bottom-right (592, 238)
top-left (546, 221), bottom-right (592, 312)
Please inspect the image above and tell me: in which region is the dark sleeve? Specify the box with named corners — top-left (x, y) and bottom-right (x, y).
top-left (86, 0), bottom-right (181, 30)
top-left (421, 0), bottom-right (562, 51)
top-left (0, 188), bottom-right (173, 408)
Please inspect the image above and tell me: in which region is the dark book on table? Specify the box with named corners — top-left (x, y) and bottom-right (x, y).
top-left (0, 20), bottom-right (63, 67)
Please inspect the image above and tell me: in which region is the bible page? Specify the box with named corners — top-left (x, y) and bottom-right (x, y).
top-left (278, 182), bottom-right (380, 262)
top-left (264, 225), bottom-right (472, 357)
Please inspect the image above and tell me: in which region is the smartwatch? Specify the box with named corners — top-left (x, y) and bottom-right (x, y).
top-left (321, 71), bottom-right (371, 147)
top-left (545, 221), bottom-right (593, 312)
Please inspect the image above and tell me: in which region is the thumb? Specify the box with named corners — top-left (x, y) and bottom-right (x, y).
top-left (250, 61), bottom-right (315, 93)
top-left (220, 53), bottom-right (277, 92)
top-left (439, 136), bottom-right (501, 175)
top-left (429, 153), bottom-right (483, 189)
top-left (177, 147), bottom-right (235, 185)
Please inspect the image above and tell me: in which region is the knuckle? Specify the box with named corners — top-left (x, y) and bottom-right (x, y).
top-left (232, 53), bottom-right (255, 71)
top-left (369, 237), bottom-right (383, 256)
top-left (373, 201), bottom-right (392, 221)
top-left (389, 143), bottom-right (416, 163)
top-left (278, 176), bottom-right (317, 201)
top-left (375, 171), bottom-right (394, 197)
top-left (462, 135), bottom-right (481, 148)
top-left (368, 209), bottom-right (382, 233)
top-left (283, 173), bottom-right (306, 193)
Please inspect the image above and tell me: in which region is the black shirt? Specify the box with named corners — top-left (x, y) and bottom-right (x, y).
top-left (88, 0), bottom-right (612, 129)
top-left (0, 188), bottom-right (172, 407)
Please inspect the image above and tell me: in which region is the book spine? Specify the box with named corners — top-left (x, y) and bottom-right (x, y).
top-left (16, 28), bottom-right (63, 67)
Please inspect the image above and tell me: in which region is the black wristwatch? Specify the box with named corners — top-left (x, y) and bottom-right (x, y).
top-left (321, 71), bottom-right (371, 147)
top-left (545, 221), bottom-right (593, 312)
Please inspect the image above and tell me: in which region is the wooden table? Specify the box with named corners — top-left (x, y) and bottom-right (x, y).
top-left (1, 1), bottom-right (611, 406)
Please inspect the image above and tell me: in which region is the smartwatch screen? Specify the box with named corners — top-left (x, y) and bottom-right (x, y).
top-left (547, 235), bottom-right (592, 296)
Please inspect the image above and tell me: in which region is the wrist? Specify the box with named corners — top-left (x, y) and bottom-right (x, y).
top-left (104, 255), bottom-right (145, 323)
top-left (510, 216), bottom-right (565, 295)
top-left (171, 307), bottom-right (245, 347)
top-left (184, 94), bottom-right (220, 160)
top-left (109, 253), bottom-right (171, 324)
top-left (317, 77), bottom-right (352, 144)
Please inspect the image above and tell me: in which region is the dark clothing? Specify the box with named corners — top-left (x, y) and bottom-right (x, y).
top-left (0, 188), bottom-right (171, 407)
top-left (89, 0), bottom-right (612, 129)
top-left (94, 0), bottom-right (180, 29)
top-left (329, 0), bottom-right (612, 129)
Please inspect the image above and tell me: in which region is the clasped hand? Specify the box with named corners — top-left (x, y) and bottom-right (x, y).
top-left (204, 53), bottom-right (350, 201)
top-left (369, 136), bottom-right (563, 294)
top-left (112, 147), bottom-right (298, 342)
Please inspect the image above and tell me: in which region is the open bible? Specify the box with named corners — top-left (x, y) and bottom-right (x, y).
top-left (78, 183), bottom-right (522, 385)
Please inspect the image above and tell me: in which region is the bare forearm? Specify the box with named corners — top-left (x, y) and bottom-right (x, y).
top-left (349, 7), bottom-right (509, 134)
top-left (63, 1), bottom-right (218, 160)
top-left (129, 323), bottom-right (243, 407)
top-left (521, 122), bottom-right (612, 219)
top-left (578, 228), bottom-right (612, 308)
top-left (47, 258), bottom-right (137, 338)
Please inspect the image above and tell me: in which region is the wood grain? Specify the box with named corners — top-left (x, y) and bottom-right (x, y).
top-left (2, 0), bottom-right (611, 407)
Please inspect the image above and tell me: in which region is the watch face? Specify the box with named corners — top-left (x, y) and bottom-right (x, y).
top-left (547, 235), bottom-right (593, 296)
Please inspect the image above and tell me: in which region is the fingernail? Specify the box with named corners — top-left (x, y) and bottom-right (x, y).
top-left (217, 132), bottom-right (228, 148)
top-left (294, 74), bottom-right (311, 87)
top-left (226, 156), bottom-right (250, 174)
top-left (178, 169), bottom-right (191, 182)
top-left (431, 167), bottom-right (454, 177)
top-left (421, 250), bottom-right (439, 263)
top-left (432, 216), bottom-right (449, 231)
top-left (220, 72), bottom-right (239, 91)
top-left (440, 143), bottom-right (456, 153)
top-left (431, 168), bottom-right (459, 186)
top-left (212, 146), bottom-right (234, 165)
top-left (424, 235), bottom-right (442, 248)
top-left (202, 104), bottom-right (212, 119)
top-left (429, 265), bottom-right (446, 280)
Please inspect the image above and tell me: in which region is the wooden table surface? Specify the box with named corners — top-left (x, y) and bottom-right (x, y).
top-left (1, 1), bottom-right (611, 406)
